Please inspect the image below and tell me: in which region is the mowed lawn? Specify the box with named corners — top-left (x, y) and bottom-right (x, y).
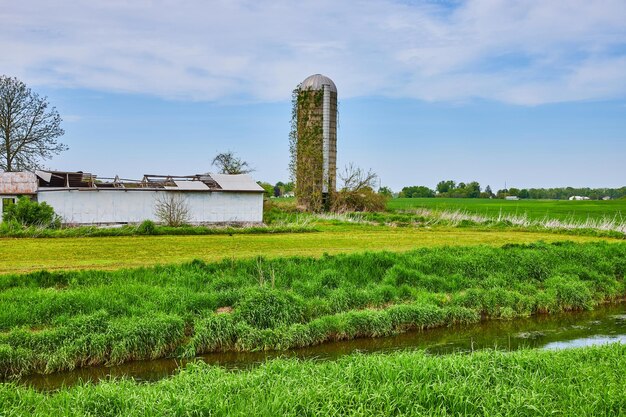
top-left (388, 198), bottom-right (626, 221)
top-left (0, 226), bottom-right (616, 274)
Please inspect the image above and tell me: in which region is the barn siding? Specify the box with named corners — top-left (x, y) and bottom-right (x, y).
top-left (38, 189), bottom-right (263, 224)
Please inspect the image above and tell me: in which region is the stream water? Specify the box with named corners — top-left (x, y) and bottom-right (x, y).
top-left (18, 303), bottom-right (626, 391)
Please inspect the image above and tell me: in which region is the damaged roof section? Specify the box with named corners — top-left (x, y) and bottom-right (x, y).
top-left (0, 170), bottom-right (264, 194)
top-left (36, 170), bottom-right (96, 188)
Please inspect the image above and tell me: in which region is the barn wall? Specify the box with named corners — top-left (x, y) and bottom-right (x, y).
top-left (38, 190), bottom-right (263, 224)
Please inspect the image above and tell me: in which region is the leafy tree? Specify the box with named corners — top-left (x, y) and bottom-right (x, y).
top-left (400, 186), bottom-right (434, 198)
top-left (273, 181), bottom-right (295, 197)
top-left (436, 180), bottom-right (456, 194)
top-left (283, 182), bottom-right (295, 193)
top-left (378, 186), bottom-right (393, 197)
top-left (257, 181), bottom-right (274, 198)
top-left (484, 185), bottom-right (494, 198)
top-left (211, 151), bottom-right (253, 174)
top-left (436, 180), bottom-right (480, 198)
top-left (277, 181), bottom-right (294, 194)
top-left (0, 75), bottom-right (66, 171)
top-left (463, 181), bottom-right (481, 198)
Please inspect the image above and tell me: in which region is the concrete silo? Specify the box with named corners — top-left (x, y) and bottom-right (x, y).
top-left (295, 74), bottom-right (337, 211)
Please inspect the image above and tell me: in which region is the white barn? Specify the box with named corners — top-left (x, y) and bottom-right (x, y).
top-left (0, 170), bottom-right (264, 225)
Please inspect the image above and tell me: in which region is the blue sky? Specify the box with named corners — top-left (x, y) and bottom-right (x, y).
top-left (2, 0), bottom-right (626, 191)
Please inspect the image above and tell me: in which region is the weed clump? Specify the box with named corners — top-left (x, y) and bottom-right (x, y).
top-left (136, 220), bottom-right (157, 235)
top-left (235, 288), bottom-right (305, 329)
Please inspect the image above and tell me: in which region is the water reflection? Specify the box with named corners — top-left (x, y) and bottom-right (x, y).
top-left (544, 334), bottom-right (626, 350)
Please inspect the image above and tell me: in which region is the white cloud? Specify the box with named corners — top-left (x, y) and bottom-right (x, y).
top-left (1, 0), bottom-right (625, 104)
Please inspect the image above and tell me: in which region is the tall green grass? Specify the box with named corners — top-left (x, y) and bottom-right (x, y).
top-left (0, 221), bottom-right (315, 238)
top-left (2, 344), bottom-right (625, 416)
top-left (1, 242), bottom-right (625, 378)
top-left (313, 209), bottom-right (626, 237)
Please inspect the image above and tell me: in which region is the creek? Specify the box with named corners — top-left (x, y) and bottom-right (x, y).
top-left (19, 303), bottom-right (626, 391)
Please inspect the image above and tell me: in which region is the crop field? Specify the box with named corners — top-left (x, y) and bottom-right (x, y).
top-left (2, 344), bottom-right (625, 416)
top-left (388, 198), bottom-right (626, 222)
top-left (0, 226), bottom-right (616, 274)
top-left (1, 242), bottom-right (624, 379)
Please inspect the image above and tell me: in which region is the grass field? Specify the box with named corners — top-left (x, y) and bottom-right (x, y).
top-left (388, 198), bottom-right (626, 222)
top-left (2, 203), bottom-right (626, 416)
top-left (2, 344), bottom-right (625, 416)
top-left (1, 242), bottom-right (624, 378)
top-left (0, 226), bottom-right (616, 274)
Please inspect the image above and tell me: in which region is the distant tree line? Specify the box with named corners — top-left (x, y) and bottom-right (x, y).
top-left (399, 180), bottom-right (490, 198)
top-left (256, 181), bottom-right (295, 198)
top-left (397, 180), bottom-right (626, 200)
top-left (499, 187), bottom-right (626, 200)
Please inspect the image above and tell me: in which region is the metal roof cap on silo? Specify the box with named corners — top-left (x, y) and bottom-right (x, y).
top-left (300, 74), bottom-right (337, 93)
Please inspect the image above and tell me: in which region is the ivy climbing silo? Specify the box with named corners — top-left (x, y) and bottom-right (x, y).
top-left (292, 74), bottom-right (337, 211)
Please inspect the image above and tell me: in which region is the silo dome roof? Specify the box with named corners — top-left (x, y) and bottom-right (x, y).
top-left (299, 74), bottom-right (337, 93)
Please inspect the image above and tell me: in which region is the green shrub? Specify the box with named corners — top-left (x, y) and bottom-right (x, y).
top-left (443, 305), bottom-right (481, 324)
top-left (235, 288), bottom-right (305, 329)
top-left (137, 220), bottom-right (157, 235)
top-left (0, 219), bottom-right (22, 234)
top-left (2, 196), bottom-right (60, 228)
top-left (332, 188), bottom-right (388, 212)
top-left (545, 275), bottom-right (594, 310)
top-left (187, 313), bottom-right (237, 355)
top-left (319, 269), bottom-right (341, 289)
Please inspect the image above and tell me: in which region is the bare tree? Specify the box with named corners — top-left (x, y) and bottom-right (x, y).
top-left (0, 75), bottom-right (66, 172)
top-left (333, 163), bottom-right (386, 213)
top-left (154, 193), bottom-right (190, 227)
top-left (338, 163), bottom-right (378, 191)
top-left (211, 151), bottom-right (253, 174)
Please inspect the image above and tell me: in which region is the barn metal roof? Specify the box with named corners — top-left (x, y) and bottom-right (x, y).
top-left (210, 173), bottom-right (265, 191)
top-left (166, 180), bottom-right (210, 191)
top-left (3, 170), bottom-right (265, 193)
top-left (0, 172), bottom-right (38, 194)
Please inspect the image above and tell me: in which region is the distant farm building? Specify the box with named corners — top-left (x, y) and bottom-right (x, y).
top-left (568, 196), bottom-right (590, 201)
top-left (505, 196), bottom-right (519, 200)
top-left (0, 170), bottom-right (264, 225)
